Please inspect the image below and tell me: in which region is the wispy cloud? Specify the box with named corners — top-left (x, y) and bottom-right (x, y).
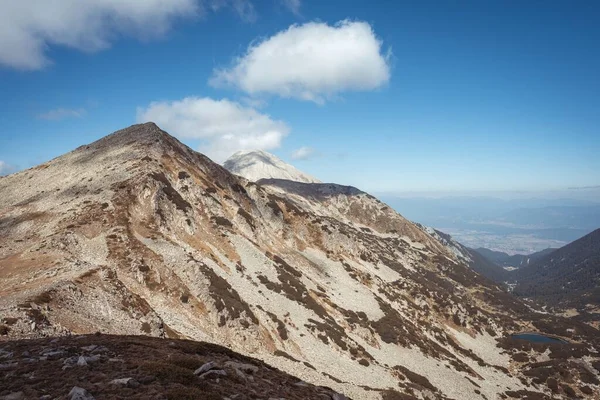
top-left (37, 108), bottom-right (87, 121)
top-left (280, 0), bottom-right (301, 16)
top-left (0, 0), bottom-right (257, 70)
top-left (209, 0), bottom-right (257, 22)
top-left (291, 146), bottom-right (315, 160)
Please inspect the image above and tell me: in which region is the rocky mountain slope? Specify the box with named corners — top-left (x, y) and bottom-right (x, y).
top-left (224, 150), bottom-right (320, 183)
top-left (1, 123), bottom-right (599, 399)
top-left (514, 228), bottom-right (600, 318)
top-left (417, 226), bottom-right (510, 284)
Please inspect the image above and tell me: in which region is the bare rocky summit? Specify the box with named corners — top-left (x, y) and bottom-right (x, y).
top-left (0, 123), bottom-right (599, 399)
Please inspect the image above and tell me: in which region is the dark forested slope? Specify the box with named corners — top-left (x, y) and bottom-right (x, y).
top-left (513, 229), bottom-right (600, 311)
top-left (474, 247), bottom-right (556, 269)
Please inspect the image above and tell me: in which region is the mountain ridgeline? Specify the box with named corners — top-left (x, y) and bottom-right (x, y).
top-left (474, 248), bottom-right (557, 270)
top-left (417, 226), bottom-right (511, 283)
top-left (513, 228), bottom-right (600, 314)
top-left (0, 123), bottom-right (599, 399)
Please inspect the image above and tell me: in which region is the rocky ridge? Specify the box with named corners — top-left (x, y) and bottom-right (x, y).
top-left (417, 226), bottom-right (510, 284)
top-left (0, 123), bottom-right (599, 399)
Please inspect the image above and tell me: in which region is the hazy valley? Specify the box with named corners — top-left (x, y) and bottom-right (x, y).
top-left (381, 196), bottom-right (600, 255)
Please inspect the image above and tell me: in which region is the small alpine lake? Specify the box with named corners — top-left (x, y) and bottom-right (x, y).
top-left (511, 333), bottom-right (568, 344)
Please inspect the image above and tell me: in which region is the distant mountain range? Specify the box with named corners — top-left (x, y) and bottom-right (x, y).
top-left (381, 196), bottom-right (600, 254)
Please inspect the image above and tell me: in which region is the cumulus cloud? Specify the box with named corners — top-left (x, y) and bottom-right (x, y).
top-left (210, 20), bottom-right (391, 103)
top-left (291, 146), bottom-right (315, 160)
top-left (0, 0), bottom-right (255, 70)
top-left (37, 107), bottom-right (86, 121)
top-left (136, 97), bottom-right (289, 162)
top-left (240, 96), bottom-right (267, 109)
top-left (280, 0), bottom-right (301, 15)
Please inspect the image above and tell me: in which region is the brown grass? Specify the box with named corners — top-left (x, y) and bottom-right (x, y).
top-left (139, 361), bottom-right (196, 385)
top-left (165, 386), bottom-right (221, 400)
top-left (167, 355), bottom-right (205, 371)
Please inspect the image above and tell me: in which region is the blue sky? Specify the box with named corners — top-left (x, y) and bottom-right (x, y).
top-left (0, 0), bottom-right (599, 194)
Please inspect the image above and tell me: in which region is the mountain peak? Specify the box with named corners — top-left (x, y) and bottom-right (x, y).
top-left (74, 122), bottom-right (211, 169)
top-left (89, 122), bottom-right (171, 149)
top-left (223, 149), bottom-right (320, 183)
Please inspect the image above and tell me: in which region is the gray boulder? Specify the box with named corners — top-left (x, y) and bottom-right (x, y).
top-left (193, 361), bottom-right (217, 375)
top-left (68, 387), bottom-right (95, 400)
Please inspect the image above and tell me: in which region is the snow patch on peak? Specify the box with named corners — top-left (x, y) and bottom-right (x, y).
top-left (223, 150), bottom-right (320, 183)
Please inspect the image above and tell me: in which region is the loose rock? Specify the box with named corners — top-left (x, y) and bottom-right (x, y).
top-left (68, 386), bottom-right (95, 400)
top-left (110, 377), bottom-right (140, 388)
top-left (331, 394), bottom-right (349, 400)
top-left (43, 350), bottom-right (65, 360)
top-left (225, 361), bottom-right (259, 374)
top-left (194, 361), bottom-right (218, 375)
top-left (199, 369), bottom-right (228, 379)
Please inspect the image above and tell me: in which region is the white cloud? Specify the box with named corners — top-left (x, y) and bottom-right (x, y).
top-left (240, 96), bottom-right (267, 108)
top-left (0, 0), bottom-right (256, 70)
top-left (210, 20), bottom-right (391, 103)
top-left (37, 107), bottom-right (86, 121)
top-left (291, 146), bottom-right (315, 160)
top-left (280, 0), bottom-right (301, 15)
top-left (136, 97), bottom-right (289, 162)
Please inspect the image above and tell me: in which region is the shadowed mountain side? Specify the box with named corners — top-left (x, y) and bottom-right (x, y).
top-left (514, 228), bottom-right (600, 315)
top-left (258, 178), bottom-right (364, 199)
top-left (474, 248), bottom-right (557, 269)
